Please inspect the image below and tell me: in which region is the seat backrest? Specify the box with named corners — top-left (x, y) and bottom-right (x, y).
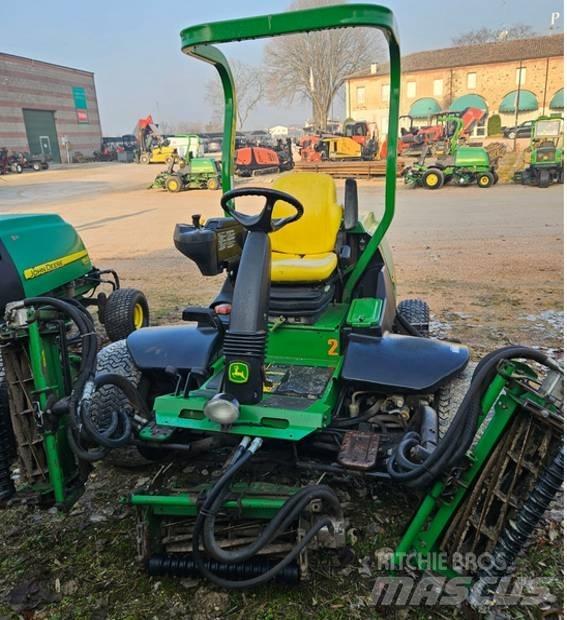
top-left (270, 172), bottom-right (342, 255)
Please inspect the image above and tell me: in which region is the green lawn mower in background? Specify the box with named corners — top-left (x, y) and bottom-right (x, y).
top-left (403, 113), bottom-right (498, 189)
top-left (150, 152), bottom-right (221, 192)
top-left (514, 115), bottom-right (564, 188)
top-left (0, 4), bottom-right (563, 604)
top-left (0, 213), bottom-right (149, 505)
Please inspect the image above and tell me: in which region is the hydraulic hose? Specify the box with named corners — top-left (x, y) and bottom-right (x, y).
top-left (79, 373), bottom-right (151, 449)
top-left (192, 438), bottom-right (342, 589)
top-left (20, 297), bottom-right (105, 461)
top-left (387, 346), bottom-right (560, 489)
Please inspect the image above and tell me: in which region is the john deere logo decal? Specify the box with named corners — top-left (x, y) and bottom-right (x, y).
top-left (23, 250), bottom-right (89, 280)
top-left (229, 362), bottom-right (249, 383)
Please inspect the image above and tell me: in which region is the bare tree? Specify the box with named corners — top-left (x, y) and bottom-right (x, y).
top-left (205, 59), bottom-right (265, 130)
top-left (263, 0), bottom-right (385, 131)
top-left (452, 24), bottom-right (536, 46)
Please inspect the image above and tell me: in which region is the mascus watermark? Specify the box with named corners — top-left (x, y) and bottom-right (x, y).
top-left (371, 549), bottom-right (558, 608)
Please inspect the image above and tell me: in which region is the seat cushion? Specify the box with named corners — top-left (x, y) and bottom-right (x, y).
top-left (270, 172), bottom-right (342, 255)
top-left (271, 252), bottom-right (338, 283)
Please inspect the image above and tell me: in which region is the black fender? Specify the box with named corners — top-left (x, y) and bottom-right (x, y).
top-left (341, 333), bottom-right (469, 393)
top-left (126, 325), bottom-right (221, 375)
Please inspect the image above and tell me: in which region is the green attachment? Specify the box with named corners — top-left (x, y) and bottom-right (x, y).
top-left (346, 298), bottom-right (383, 328)
top-left (180, 4), bottom-right (401, 302)
top-left (0, 214), bottom-right (93, 300)
top-left (393, 360), bottom-right (561, 576)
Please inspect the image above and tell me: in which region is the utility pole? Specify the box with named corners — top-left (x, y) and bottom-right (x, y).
top-left (513, 59), bottom-right (522, 152)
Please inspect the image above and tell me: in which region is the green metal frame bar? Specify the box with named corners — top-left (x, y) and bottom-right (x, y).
top-left (180, 4), bottom-right (400, 302)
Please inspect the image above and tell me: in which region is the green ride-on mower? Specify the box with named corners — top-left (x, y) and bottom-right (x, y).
top-left (1, 4), bottom-right (563, 603)
top-left (150, 152), bottom-right (221, 193)
top-left (514, 115), bottom-right (564, 188)
top-left (0, 213), bottom-right (149, 505)
top-left (403, 113), bottom-right (498, 189)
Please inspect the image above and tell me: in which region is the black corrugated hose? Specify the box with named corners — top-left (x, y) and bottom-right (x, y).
top-left (387, 346), bottom-right (562, 489)
top-left (191, 437), bottom-right (343, 588)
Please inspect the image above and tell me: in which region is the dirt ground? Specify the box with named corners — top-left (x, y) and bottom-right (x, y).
top-left (1, 162), bottom-right (563, 354)
top-left (0, 163), bottom-right (563, 619)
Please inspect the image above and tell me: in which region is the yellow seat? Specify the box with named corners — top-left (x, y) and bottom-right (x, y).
top-left (269, 172), bottom-right (342, 283)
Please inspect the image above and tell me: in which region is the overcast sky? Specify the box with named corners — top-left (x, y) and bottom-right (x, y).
top-left (1, 1), bottom-right (563, 134)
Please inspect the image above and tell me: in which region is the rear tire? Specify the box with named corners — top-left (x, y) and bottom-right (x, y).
top-left (422, 168), bottom-right (444, 190)
top-left (207, 176), bottom-right (220, 190)
top-left (397, 299), bottom-right (430, 337)
top-left (476, 171), bottom-right (494, 188)
top-left (32, 162), bottom-right (41, 171)
top-left (103, 288), bottom-right (149, 342)
top-left (435, 365), bottom-right (475, 438)
top-left (492, 171), bottom-right (499, 185)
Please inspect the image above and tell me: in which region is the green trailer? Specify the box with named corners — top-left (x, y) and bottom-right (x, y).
top-left (514, 115), bottom-right (564, 187)
top-left (0, 3), bottom-right (562, 603)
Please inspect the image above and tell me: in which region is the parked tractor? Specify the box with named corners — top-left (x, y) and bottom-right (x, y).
top-left (403, 113), bottom-right (497, 189)
top-left (151, 155), bottom-right (221, 192)
top-left (0, 4), bottom-right (562, 603)
top-left (513, 115), bottom-right (564, 187)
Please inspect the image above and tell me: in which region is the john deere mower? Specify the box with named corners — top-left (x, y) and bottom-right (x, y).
top-left (0, 213), bottom-right (149, 505)
top-left (513, 115), bottom-right (564, 188)
top-left (150, 153), bottom-right (221, 192)
top-left (403, 112), bottom-right (498, 189)
top-left (1, 4), bottom-right (562, 601)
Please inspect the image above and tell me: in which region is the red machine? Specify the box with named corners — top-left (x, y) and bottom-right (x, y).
top-left (235, 145), bottom-right (293, 176)
top-left (390, 107), bottom-right (487, 158)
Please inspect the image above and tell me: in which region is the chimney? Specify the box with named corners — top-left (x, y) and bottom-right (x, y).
top-left (370, 63), bottom-right (378, 74)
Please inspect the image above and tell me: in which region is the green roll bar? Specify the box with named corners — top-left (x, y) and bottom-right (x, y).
top-left (181, 4), bottom-right (400, 301)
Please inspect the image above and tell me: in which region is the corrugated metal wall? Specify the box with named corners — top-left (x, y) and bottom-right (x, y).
top-left (0, 53), bottom-right (102, 161)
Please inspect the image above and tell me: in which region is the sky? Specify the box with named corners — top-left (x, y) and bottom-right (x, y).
top-left (1, 1), bottom-right (563, 134)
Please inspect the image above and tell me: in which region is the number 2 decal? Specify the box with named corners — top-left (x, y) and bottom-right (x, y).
top-left (327, 338), bottom-right (339, 356)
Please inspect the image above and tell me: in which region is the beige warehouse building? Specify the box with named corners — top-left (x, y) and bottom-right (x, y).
top-left (346, 34), bottom-right (564, 139)
top-left (0, 53), bottom-right (102, 163)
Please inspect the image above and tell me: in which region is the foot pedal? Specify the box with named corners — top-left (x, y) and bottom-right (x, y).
top-left (337, 431), bottom-right (379, 470)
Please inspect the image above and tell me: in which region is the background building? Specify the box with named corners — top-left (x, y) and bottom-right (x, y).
top-left (0, 53), bottom-right (102, 163)
top-left (346, 34), bottom-right (564, 139)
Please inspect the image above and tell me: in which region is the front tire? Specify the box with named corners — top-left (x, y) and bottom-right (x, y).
top-left (88, 341), bottom-right (156, 468)
top-left (538, 169), bottom-right (551, 188)
top-left (139, 152), bottom-right (151, 165)
top-left (422, 168), bottom-right (444, 190)
top-left (166, 175), bottom-right (183, 193)
top-left (103, 288), bottom-right (149, 341)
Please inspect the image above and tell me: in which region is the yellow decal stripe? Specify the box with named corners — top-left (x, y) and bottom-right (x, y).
top-left (23, 250), bottom-right (89, 280)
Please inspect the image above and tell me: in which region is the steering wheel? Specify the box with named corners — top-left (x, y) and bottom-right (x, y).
top-left (220, 187), bottom-right (304, 233)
